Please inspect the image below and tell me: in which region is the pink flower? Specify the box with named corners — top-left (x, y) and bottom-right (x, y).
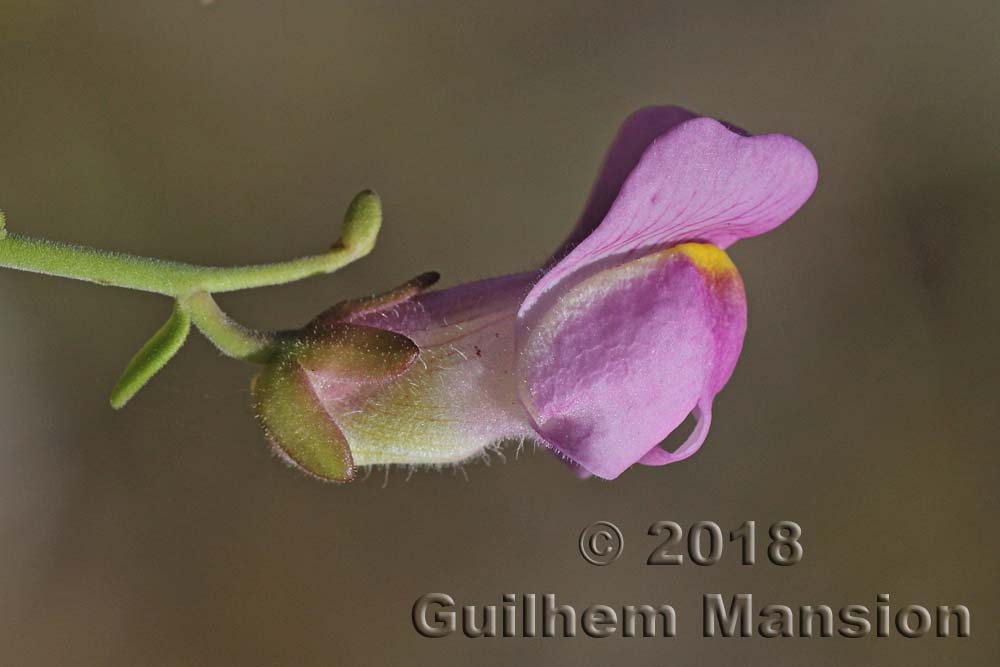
top-left (251, 107), bottom-right (818, 482)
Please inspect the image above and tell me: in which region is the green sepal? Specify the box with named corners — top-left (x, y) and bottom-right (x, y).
top-left (251, 357), bottom-right (355, 482)
top-left (109, 302), bottom-right (191, 409)
top-left (295, 323), bottom-right (419, 380)
top-left (308, 271), bottom-right (440, 327)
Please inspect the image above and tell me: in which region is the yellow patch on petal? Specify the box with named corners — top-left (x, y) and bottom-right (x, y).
top-left (672, 242), bottom-right (737, 276)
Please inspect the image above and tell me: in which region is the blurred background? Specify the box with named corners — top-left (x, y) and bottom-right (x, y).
top-left (0, 1), bottom-right (997, 664)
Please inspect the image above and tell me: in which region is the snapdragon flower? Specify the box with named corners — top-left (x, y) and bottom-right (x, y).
top-left (252, 107), bottom-right (817, 481)
top-left (0, 106), bottom-right (816, 483)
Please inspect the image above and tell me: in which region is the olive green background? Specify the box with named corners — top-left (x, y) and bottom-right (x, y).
top-left (0, 1), bottom-right (997, 665)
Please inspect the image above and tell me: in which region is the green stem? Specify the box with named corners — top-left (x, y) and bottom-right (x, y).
top-left (0, 190), bottom-right (381, 298)
top-left (181, 291), bottom-right (279, 362)
top-left (0, 234), bottom-right (367, 296)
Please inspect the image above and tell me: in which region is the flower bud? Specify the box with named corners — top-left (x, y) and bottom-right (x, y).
top-left (339, 190), bottom-right (381, 254)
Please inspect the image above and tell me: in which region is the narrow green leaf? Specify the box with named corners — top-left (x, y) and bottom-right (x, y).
top-left (110, 302), bottom-right (191, 409)
top-left (0, 209), bottom-right (7, 239)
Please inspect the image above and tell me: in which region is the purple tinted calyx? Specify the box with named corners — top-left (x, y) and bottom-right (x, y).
top-left (252, 319), bottom-right (423, 482)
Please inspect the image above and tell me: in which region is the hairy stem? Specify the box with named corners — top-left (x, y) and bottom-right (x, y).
top-left (0, 190), bottom-right (381, 298)
top-left (182, 291), bottom-right (279, 362)
top-left (0, 231), bottom-right (369, 297)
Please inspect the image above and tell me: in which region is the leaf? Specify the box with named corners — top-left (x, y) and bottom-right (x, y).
top-left (109, 301), bottom-right (191, 409)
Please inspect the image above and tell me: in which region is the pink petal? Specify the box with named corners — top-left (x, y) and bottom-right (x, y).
top-left (549, 106), bottom-right (698, 263)
top-left (516, 244), bottom-right (746, 479)
top-left (521, 115), bottom-right (817, 320)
